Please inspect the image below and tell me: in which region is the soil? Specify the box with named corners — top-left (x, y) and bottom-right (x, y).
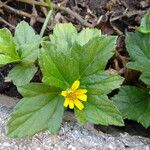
top-left (0, 0), bottom-right (150, 135)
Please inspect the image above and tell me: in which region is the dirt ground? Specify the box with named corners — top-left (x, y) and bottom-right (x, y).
top-left (0, 0), bottom-right (150, 96)
top-left (0, 0), bottom-right (150, 135)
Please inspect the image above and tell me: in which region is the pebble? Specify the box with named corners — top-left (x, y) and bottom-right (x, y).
top-left (3, 142), bottom-right (11, 147)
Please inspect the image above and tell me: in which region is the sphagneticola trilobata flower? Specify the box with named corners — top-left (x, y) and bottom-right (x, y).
top-left (61, 80), bottom-right (87, 110)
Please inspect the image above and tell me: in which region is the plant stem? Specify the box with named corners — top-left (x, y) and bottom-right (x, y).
top-left (40, 10), bottom-right (53, 37)
top-left (46, 0), bottom-right (52, 9)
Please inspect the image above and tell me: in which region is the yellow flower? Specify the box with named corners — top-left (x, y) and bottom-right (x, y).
top-left (61, 80), bottom-right (87, 110)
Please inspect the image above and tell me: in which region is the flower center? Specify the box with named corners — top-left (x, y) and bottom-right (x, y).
top-left (66, 91), bottom-right (77, 101)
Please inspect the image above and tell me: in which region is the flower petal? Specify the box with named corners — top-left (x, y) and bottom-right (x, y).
top-left (61, 91), bottom-right (68, 97)
top-left (69, 100), bottom-right (74, 109)
top-left (71, 80), bottom-right (80, 91)
top-left (74, 99), bottom-right (84, 110)
top-left (64, 98), bottom-right (70, 107)
top-left (77, 94), bottom-right (87, 101)
top-left (76, 89), bottom-right (87, 95)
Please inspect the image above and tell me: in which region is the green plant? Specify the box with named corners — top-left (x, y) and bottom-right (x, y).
top-left (0, 21), bottom-right (42, 86)
top-left (112, 12), bottom-right (150, 128)
top-left (7, 23), bottom-right (124, 138)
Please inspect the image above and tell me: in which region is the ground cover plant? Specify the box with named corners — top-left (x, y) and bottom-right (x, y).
top-left (112, 12), bottom-right (150, 128)
top-left (0, 0), bottom-right (150, 139)
top-left (0, 21), bottom-right (42, 86)
top-left (4, 23), bottom-right (124, 138)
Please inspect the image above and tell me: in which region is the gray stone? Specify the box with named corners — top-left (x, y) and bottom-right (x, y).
top-left (0, 95), bottom-right (150, 150)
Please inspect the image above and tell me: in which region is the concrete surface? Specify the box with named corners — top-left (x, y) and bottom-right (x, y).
top-left (0, 95), bottom-right (150, 150)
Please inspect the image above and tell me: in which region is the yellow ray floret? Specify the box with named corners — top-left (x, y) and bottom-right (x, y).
top-left (61, 80), bottom-right (87, 110)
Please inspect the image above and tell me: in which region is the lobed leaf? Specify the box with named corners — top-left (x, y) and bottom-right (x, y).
top-left (40, 42), bottom-right (79, 85)
top-left (50, 23), bottom-right (77, 52)
top-left (47, 98), bottom-right (64, 134)
top-left (75, 94), bottom-right (124, 126)
top-left (137, 12), bottom-right (150, 34)
top-left (7, 83), bottom-right (63, 138)
top-left (74, 108), bottom-right (88, 125)
top-left (14, 21), bottom-right (42, 64)
top-left (126, 32), bottom-right (150, 85)
top-left (0, 28), bottom-right (19, 59)
top-left (81, 70), bottom-right (124, 95)
top-left (18, 83), bottom-right (60, 97)
top-left (0, 21), bottom-right (42, 86)
top-left (15, 21), bottom-right (40, 45)
top-left (0, 54), bottom-right (20, 65)
top-left (72, 36), bottom-right (117, 77)
top-left (76, 28), bottom-right (101, 46)
top-left (8, 63), bottom-right (37, 86)
top-left (112, 86), bottom-right (150, 128)
top-left (39, 48), bottom-right (70, 89)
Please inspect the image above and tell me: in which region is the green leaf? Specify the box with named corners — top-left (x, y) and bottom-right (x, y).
top-left (20, 41), bottom-right (41, 64)
top-left (39, 48), bottom-right (70, 89)
top-left (50, 23), bottom-right (77, 52)
top-left (15, 21), bottom-right (38, 45)
top-left (140, 72), bottom-right (150, 85)
top-left (0, 28), bottom-right (19, 59)
top-left (44, 24), bottom-right (117, 85)
top-left (14, 21), bottom-right (41, 63)
top-left (0, 54), bottom-right (20, 65)
top-left (76, 28), bottom-right (101, 46)
top-left (126, 32), bottom-right (150, 85)
top-left (18, 83), bottom-right (60, 97)
top-left (47, 99), bottom-right (64, 134)
top-left (40, 42), bottom-right (79, 85)
top-left (74, 108), bottom-right (88, 125)
top-left (81, 70), bottom-right (124, 95)
top-left (112, 86), bottom-right (150, 128)
top-left (8, 63), bottom-right (37, 86)
top-left (72, 36), bottom-right (117, 77)
top-left (77, 95), bottom-right (124, 126)
top-left (7, 83), bottom-right (64, 138)
top-left (137, 12), bottom-right (150, 33)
